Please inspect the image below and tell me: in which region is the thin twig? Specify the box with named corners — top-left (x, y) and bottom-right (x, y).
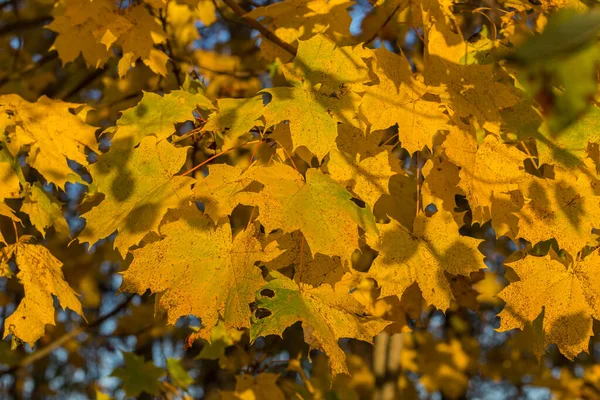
top-left (365, 3), bottom-right (402, 45)
top-left (179, 140), bottom-right (262, 176)
top-left (415, 151), bottom-right (422, 216)
top-left (246, 140), bottom-right (262, 172)
top-left (0, 16), bottom-right (51, 36)
top-left (0, 295), bottom-right (134, 377)
top-left (272, 139), bottom-right (298, 171)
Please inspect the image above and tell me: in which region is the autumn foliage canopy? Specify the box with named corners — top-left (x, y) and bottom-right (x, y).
top-left (2, 0), bottom-right (600, 398)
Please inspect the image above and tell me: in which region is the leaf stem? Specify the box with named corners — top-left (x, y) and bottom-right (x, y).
top-left (272, 139), bottom-right (299, 171)
top-left (179, 140), bottom-right (261, 176)
top-left (12, 220), bottom-right (18, 242)
top-left (0, 295), bottom-right (134, 378)
top-left (416, 151), bottom-right (422, 216)
top-left (365, 3), bottom-right (402, 45)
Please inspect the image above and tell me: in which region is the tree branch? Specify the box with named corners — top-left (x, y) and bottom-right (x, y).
top-left (221, 0), bottom-right (297, 57)
top-left (365, 3), bottom-right (402, 45)
top-left (0, 16), bottom-right (52, 36)
top-left (0, 295), bottom-right (135, 377)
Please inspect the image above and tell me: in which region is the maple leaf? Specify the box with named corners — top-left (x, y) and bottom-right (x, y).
top-left (0, 142), bottom-right (23, 200)
top-left (421, 0), bottom-right (520, 133)
top-left (116, 5), bottom-right (170, 76)
top-left (49, 0), bottom-right (170, 76)
top-left (246, 0), bottom-right (354, 62)
top-left (195, 320), bottom-right (244, 360)
top-left (220, 373), bottom-right (285, 400)
top-left (401, 332), bottom-right (475, 399)
top-left (47, 0), bottom-right (115, 68)
top-left (166, 2), bottom-right (201, 45)
top-left (240, 163), bottom-right (377, 263)
top-left (456, 134), bottom-right (529, 223)
top-left (503, 102), bottom-right (600, 168)
top-left (335, 123), bottom-right (386, 158)
top-left (422, 156), bottom-right (462, 214)
top-left (1, 238), bottom-right (84, 346)
top-left (517, 160), bottom-right (600, 256)
top-left (20, 183), bottom-right (70, 238)
top-left (79, 136), bottom-right (193, 256)
top-left (0, 147), bottom-right (23, 242)
top-left (262, 230), bottom-right (349, 286)
top-left (261, 35), bottom-right (368, 159)
top-left (359, 47), bottom-right (449, 154)
top-left (251, 271), bottom-right (389, 376)
top-left (120, 207), bottom-right (272, 337)
top-left (114, 90), bottom-right (214, 145)
top-left (262, 86), bottom-right (359, 159)
top-left (193, 164), bottom-right (251, 222)
top-left (166, 358), bottom-right (194, 389)
top-left (0, 94), bottom-right (98, 189)
top-left (112, 352), bottom-right (165, 397)
top-left (374, 172), bottom-right (419, 230)
top-left (282, 34), bottom-right (369, 93)
top-left (327, 149), bottom-right (396, 207)
top-left (497, 250), bottom-right (600, 359)
top-left (203, 96), bottom-right (265, 139)
top-left (368, 210), bottom-right (484, 311)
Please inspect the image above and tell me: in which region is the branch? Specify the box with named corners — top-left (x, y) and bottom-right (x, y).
top-left (62, 67), bottom-right (108, 101)
top-left (365, 3), bottom-right (402, 45)
top-left (179, 139), bottom-right (262, 176)
top-left (221, 0), bottom-right (297, 57)
top-left (0, 16), bottom-right (52, 36)
top-left (0, 295), bottom-right (135, 377)
top-left (158, 6), bottom-right (183, 87)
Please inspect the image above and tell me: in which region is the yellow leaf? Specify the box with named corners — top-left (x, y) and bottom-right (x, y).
top-left (261, 86), bottom-right (360, 160)
top-left (79, 137), bottom-right (193, 256)
top-left (260, 35), bottom-right (368, 159)
top-left (203, 96), bottom-right (265, 139)
top-left (251, 271), bottom-right (389, 376)
top-left (262, 230), bottom-right (349, 286)
top-left (220, 373), bottom-right (285, 400)
top-left (240, 163), bottom-right (377, 263)
top-left (114, 90), bottom-right (213, 146)
top-left (422, 157), bottom-right (462, 214)
top-left (360, 47), bottom-right (449, 154)
top-left (517, 161), bottom-right (600, 256)
top-left (21, 183), bottom-right (70, 238)
top-left (498, 250), bottom-right (600, 359)
top-left (369, 210), bottom-right (484, 310)
top-left (457, 134), bottom-right (528, 223)
top-left (0, 94), bottom-right (98, 189)
top-left (421, 0), bottom-right (520, 133)
top-left (327, 149), bottom-right (396, 208)
top-left (246, 0), bottom-right (354, 62)
top-left (1, 238), bottom-right (84, 346)
top-left (117, 5), bottom-right (169, 77)
top-left (193, 164), bottom-right (251, 222)
top-left (121, 207), bottom-right (271, 337)
top-left (47, 0), bottom-right (115, 68)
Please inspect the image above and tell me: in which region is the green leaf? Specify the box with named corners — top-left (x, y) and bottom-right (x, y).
top-left (114, 90), bottom-right (214, 145)
top-left (511, 9), bottom-right (600, 63)
top-left (240, 163), bottom-right (378, 263)
top-left (112, 352), bottom-right (165, 397)
top-left (251, 271), bottom-right (388, 376)
top-left (203, 96), bottom-right (265, 139)
top-left (78, 136), bottom-right (193, 256)
top-left (166, 358), bottom-right (193, 389)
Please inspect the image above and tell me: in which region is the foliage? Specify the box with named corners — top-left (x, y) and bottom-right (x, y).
top-left (1, 0), bottom-right (600, 398)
